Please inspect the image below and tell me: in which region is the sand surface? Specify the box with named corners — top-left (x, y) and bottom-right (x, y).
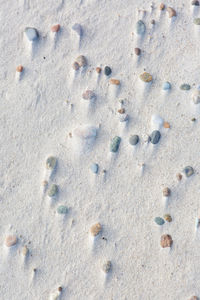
top-left (1, 0), bottom-right (200, 299)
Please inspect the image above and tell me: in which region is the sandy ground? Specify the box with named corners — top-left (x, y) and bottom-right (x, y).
top-left (1, 0), bottom-right (200, 299)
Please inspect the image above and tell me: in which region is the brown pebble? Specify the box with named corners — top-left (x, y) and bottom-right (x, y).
top-left (5, 235), bottom-right (18, 247)
top-left (16, 65), bottom-right (23, 72)
top-left (160, 234), bottom-right (173, 248)
top-left (160, 3), bottom-right (165, 10)
top-left (96, 67), bottom-right (102, 74)
top-left (167, 7), bottom-right (177, 18)
top-left (90, 223), bottom-right (102, 236)
top-left (176, 173), bottom-right (182, 181)
top-left (58, 287), bottom-right (62, 292)
top-left (164, 121), bottom-right (170, 128)
top-left (118, 108), bottom-right (125, 114)
top-left (134, 48), bottom-right (141, 56)
top-left (76, 55), bottom-right (87, 67)
top-left (164, 214), bottom-right (172, 222)
top-left (191, 117), bottom-right (196, 122)
top-left (163, 187), bottom-right (171, 197)
top-left (51, 24), bottom-right (60, 32)
top-left (69, 132), bottom-right (72, 138)
top-left (72, 62), bottom-right (79, 71)
top-left (151, 19), bottom-right (155, 25)
top-left (110, 79), bottom-right (120, 85)
top-left (22, 245), bottom-right (29, 256)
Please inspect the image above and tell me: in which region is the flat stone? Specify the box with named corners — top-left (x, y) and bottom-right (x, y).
top-left (154, 217), bottom-right (165, 226)
top-left (57, 205), bottom-right (68, 214)
top-left (110, 79), bottom-right (120, 85)
top-left (110, 136), bottom-right (121, 152)
top-left (48, 184), bottom-right (58, 197)
top-left (91, 163), bottom-right (99, 174)
top-left (183, 166), bottom-right (194, 177)
top-left (72, 23), bottom-right (83, 36)
top-left (160, 234), bottom-right (173, 248)
top-left (162, 81), bottom-right (171, 90)
top-left (90, 223), bottom-right (102, 236)
top-left (180, 84), bottom-right (191, 90)
top-left (25, 27), bottom-right (39, 41)
top-left (136, 20), bottom-right (146, 35)
top-left (129, 135), bottom-right (139, 145)
top-left (140, 72), bottom-right (153, 83)
top-left (5, 235), bottom-right (18, 247)
top-left (149, 130), bottom-right (161, 144)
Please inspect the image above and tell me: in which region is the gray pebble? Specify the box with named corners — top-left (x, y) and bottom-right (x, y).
top-left (149, 130), bottom-right (161, 144)
top-left (136, 20), bottom-right (146, 35)
top-left (129, 135), bottom-right (139, 145)
top-left (25, 27), bottom-right (39, 41)
top-left (154, 217), bottom-right (165, 226)
top-left (57, 205), bottom-right (68, 214)
top-left (46, 156), bottom-right (57, 170)
top-left (183, 166), bottom-right (194, 177)
top-left (110, 136), bottom-right (121, 153)
top-left (102, 261), bottom-right (112, 273)
top-left (91, 163), bottom-right (99, 174)
top-left (48, 184), bottom-right (58, 197)
top-left (180, 84), bottom-right (191, 90)
top-left (76, 55), bottom-right (87, 67)
top-left (194, 18), bottom-right (200, 25)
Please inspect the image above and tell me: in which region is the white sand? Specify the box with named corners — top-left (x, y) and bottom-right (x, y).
top-left (1, 0), bottom-right (200, 299)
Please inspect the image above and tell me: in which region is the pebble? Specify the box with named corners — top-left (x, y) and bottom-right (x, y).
top-left (48, 184), bottom-right (58, 197)
top-left (164, 214), bottom-right (172, 222)
top-left (5, 235), bottom-right (18, 247)
top-left (164, 122), bottom-right (170, 128)
top-left (183, 166), bottom-right (194, 177)
top-left (176, 173), bottom-right (182, 181)
top-left (151, 19), bottom-right (155, 25)
top-left (82, 90), bottom-right (96, 100)
top-left (167, 7), bottom-right (177, 18)
top-left (118, 108), bottom-right (125, 114)
top-left (46, 156), bottom-right (57, 170)
top-left (57, 205), bottom-right (68, 214)
top-left (110, 79), bottom-right (120, 85)
top-left (72, 23), bottom-right (83, 36)
top-left (163, 187), bottom-right (171, 197)
top-left (22, 245), bottom-right (29, 256)
top-left (75, 55), bottom-right (87, 67)
top-left (189, 297), bottom-right (199, 300)
top-left (16, 65), bottom-right (23, 72)
top-left (154, 217), bottom-right (165, 226)
top-left (72, 62), bottom-right (80, 71)
top-left (191, 0), bottom-right (199, 5)
top-left (24, 27), bottom-right (39, 41)
top-left (149, 130), bottom-right (161, 144)
top-left (96, 67), bottom-right (102, 74)
top-left (134, 48), bottom-right (141, 56)
top-left (136, 20), bottom-right (146, 35)
top-left (151, 114), bottom-right (164, 129)
top-left (160, 3), bottom-right (165, 10)
top-left (104, 66), bottom-right (112, 76)
top-left (51, 24), bottom-right (60, 33)
top-left (140, 72), bottom-right (153, 83)
top-left (110, 136), bottom-right (121, 152)
top-left (90, 223), bottom-right (102, 236)
top-left (102, 261), bottom-right (112, 273)
top-left (180, 84), bottom-right (191, 90)
top-left (90, 163), bottom-right (99, 174)
top-left (160, 234), bottom-right (173, 248)
top-left (162, 81), bottom-right (171, 90)
top-left (194, 18), bottom-right (200, 25)
top-left (129, 135), bottom-right (139, 146)
top-left (192, 89), bottom-right (200, 104)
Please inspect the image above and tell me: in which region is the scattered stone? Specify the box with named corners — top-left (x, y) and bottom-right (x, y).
top-left (183, 166), bottom-right (194, 177)
top-left (82, 90), bottom-right (96, 100)
top-left (136, 20), bottom-right (146, 35)
top-left (180, 84), bottom-right (191, 90)
top-left (151, 19), bottom-right (155, 25)
top-left (96, 67), bottom-right (102, 74)
top-left (162, 81), bottom-right (171, 90)
top-left (110, 136), bottom-right (121, 152)
top-left (176, 173), bottom-right (182, 181)
top-left (24, 27), bottom-right (39, 41)
top-left (16, 65), bottom-right (23, 72)
top-left (58, 287), bottom-right (62, 292)
top-left (104, 66), bottom-right (112, 76)
top-left (160, 3), bottom-right (165, 10)
top-left (191, 0), bottom-right (199, 5)
top-left (154, 217), bottom-right (165, 226)
top-left (72, 23), bottom-right (83, 36)
top-left (75, 55), bottom-right (87, 67)
top-left (57, 205), bottom-right (68, 214)
top-left (110, 79), bottom-right (120, 85)
top-left (102, 261), bottom-right (112, 273)
top-left (46, 156), bottom-right (57, 170)
top-left (163, 187), bottom-right (171, 197)
top-left (48, 184), bottom-right (58, 197)
top-left (118, 108), bottom-right (125, 114)
top-left (191, 117), bottom-right (196, 122)
top-left (164, 122), bottom-right (170, 128)
top-left (167, 7), bottom-right (177, 18)
top-left (192, 89), bottom-right (200, 104)
top-left (22, 245), bottom-right (29, 256)
top-left (129, 135), bottom-right (139, 146)
top-left (134, 48), bottom-right (141, 56)
top-left (91, 163), bottom-right (99, 174)
top-left (5, 235), bottom-right (18, 247)
top-left (194, 18), bottom-right (200, 25)
top-left (164, 214), bottom-right (172, 222)
top-left (90, 223), bottom-right (102, 236)
top-left (160, 234), bottom-right (173, 248)
top-left (51, 24), bottom-right (60, 33)
top-left (140, 72), bottom-right (153, 83)
top-left (149, 130), bottom-right (161, 144)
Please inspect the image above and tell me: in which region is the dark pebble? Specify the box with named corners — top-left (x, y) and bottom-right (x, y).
top-left (149, 130), bottom-right (161, 144)
top-left (134, 48), bottom-right (141, 56)
top-left (129, 135), bottom-right (139, 145)
top-left (104, 66), bottom-right (112, 76)
top-left (192, 0), bottom-right (199, 5)
top-left (183, 166), bottom-right (194, 177)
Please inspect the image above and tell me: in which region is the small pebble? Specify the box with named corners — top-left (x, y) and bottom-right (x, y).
top-left (82, 90), bottom-right (96, 100)
top-left (192, 89), bottom-right (200, 104)
top-left (154, 217), bottom-right (165, 226)
top-left (136, 20), bottom-right (146, 35)
top-left (176, 173), bottom-right (182, 181)
top-left (57, 205), bottom-right (68, 214)
top-left (72, 62), bottom-right (79, 71)
top-left (164, 214), bottom-right (172, 222)
top-left (5, 235), bottom-right (18, 247)
top-left (149, 130), bottom-right (161, 144)
top-left (24, 27), bottom-right (39, 41)
top-left (104, 66), bottom-right (112, 76)
top-left (163, 187), bottom-right (171, 197)
top-left (58, 287), bottom-right (62, 292)
top-left (16, 65), bottom-right (23, 72)
top-left (110, 79), bottom-right (120, 85)
top-left (51, 24), bottom-right (60, 33)
top-left (160, 3), bottom-right (165, 10)
top-left (164, 122), bottom-right (170, 128)
top-left (75, 55), bottom-right (87, 67)
top-left (90, 163), bottom-right (99, 174)
top-left (140, 72), bottom-right (153, 83)
top-left (102, 261), bottom-right (112, 273)
top-left (134, 48), bottom-right (141, 56)
top-left (90, 223), bottom-right (102, 236)
top-left (48, 184), bottom-right (58, 197)
top-left (192, 117), bottom-right (196, 122)
top-left (118, 108), bottom-right (125, 114)
top-left (46, 156), bottom-right (57, 170)
top-left (162, 81), bottom-right (171, 90)
top-left (96, 67), bottom-right (102, 74)
top-left (167, 7), bottom-right (177, 18)
top-left (180, 84), bottom-right (191, 90)
top-left (129, 135), bottom-right (139, 146)
top-left (194, 18), bottom-right (200, 25)
top-left (191, 0), bottom-right (199, 5)
top-left (22, 245), bottom-right (29, 256)
top-left (151, 19), bottom-right (155, 25)
top-left (110, 136), bottom-right (121, 153)
top-left (183, 166), bottom-right (194, 177)
top-left (160, 234), bottom-right (173, 248)
top-left (189, 297), bottom-right (199, 300)
top-left (72, 23), bottom-right (83, 36)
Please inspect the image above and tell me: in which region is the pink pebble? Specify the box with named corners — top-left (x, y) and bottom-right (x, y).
top-left (51, 24), bottom-right (60, 33)
top-left (5, 235), bottom-right (18, 247)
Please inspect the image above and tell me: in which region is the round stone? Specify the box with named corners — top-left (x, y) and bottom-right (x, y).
top-left (76, 55), bottom-right (87, 67)
top-left (5, 235), bottom-right (18, 247)
top-left (164, 214), bottom-right (172, 222)
top-left (96, 67), bottom-right (102, 73)
top-left (48, 184), bottom-right (58, 197)
top-left (118, 108), bottom-right (125, 114)
top-left (149, 130), bottom-right (161, 144)
top-left (129, 135), bottom-right (139, 146)
top-left (51, 24), bottom-right (60, 32)
top-left (180, 84), bottom-right (191, 90)
top-left (140, 72), bottom-right (153, 82)
top-left (25, 27), bottom-right (39, 41)
top-left (136, 20), bottom-right (146, 35)
top-left (16, 65), bottom-right (23, 72)
top-left (134, 48), bottom-right (141, 56)
top-left (46, 156), bottom-right (57, 170)
top-left (90, 223), bottom-right (102, 236)
top-left (90, 163), bottom-right (99, 174)
top-left (102, 261), bottom-right (112, 273)
top-left (104, 66), bottom-right (112, 76)
top-left (192, 89), bottom-right (200, 104)
top-left (162, 81), bottom-right (171, 90)
top-left (110, 136), bottom-right (121, 152)
top-left (163, 187), bottom-right (171, 197)
top-left (82, 90), bottom-right (96, 100)
top-left (57, 205), bottom-right (68, 214)
top-left (154, 217), bottom-right (165, 226)
top-left (183, 166), bottom-right (194, 177)
top-left (160, 234), bottom-right (173, 248)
